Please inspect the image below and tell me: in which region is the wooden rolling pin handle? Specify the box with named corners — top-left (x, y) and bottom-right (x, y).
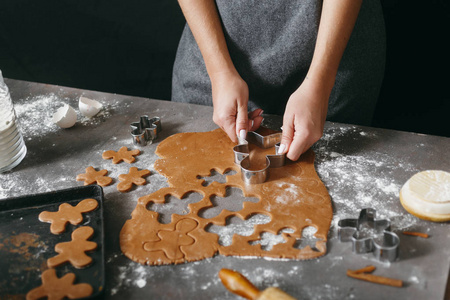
top-left (219, 269), bottom-right (261, 300)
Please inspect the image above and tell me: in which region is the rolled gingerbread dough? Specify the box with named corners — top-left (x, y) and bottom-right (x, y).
top-left (120, 128), bottom-right (332, 265)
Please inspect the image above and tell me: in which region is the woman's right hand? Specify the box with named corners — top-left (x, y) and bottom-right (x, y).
top-left (176, 1), bottom-right (263, 142)
top-left (211, 70), bottom-right (263, 143)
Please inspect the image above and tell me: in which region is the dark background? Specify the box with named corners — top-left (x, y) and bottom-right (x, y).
top-left (0, 0), bottom-right (449, 137)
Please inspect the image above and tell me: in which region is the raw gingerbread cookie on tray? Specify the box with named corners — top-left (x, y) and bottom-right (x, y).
top-left (47, 226), bottom-right (97, 268)
top-left (26, 269), bottom-right (93, 300)
top-left (120, 128), bottom-right (332, 265)
top-left (39, 198), bottom-right (98, 234)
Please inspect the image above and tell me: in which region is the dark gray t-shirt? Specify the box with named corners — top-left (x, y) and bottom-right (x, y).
top-left (172, 0), bottom-right (385, 125)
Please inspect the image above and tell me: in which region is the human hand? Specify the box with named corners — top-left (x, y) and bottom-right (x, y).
top-left (279, 78), bottom-right (330, 161)
top-left (211, 71), bottom-right (263, 143)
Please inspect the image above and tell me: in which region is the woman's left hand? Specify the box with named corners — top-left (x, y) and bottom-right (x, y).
top-left (279, 77), bottom-right (331, 161)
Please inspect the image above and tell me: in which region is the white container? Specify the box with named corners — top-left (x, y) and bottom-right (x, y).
top-left (0, 70), bottom-right (27, 173)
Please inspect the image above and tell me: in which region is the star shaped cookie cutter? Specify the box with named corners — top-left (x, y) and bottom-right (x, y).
top-left (337, 208), bottom-right (400, 262)
top-left (130, 115), bottom-right (162, 146)
top-left (233, 130), bottom-right (286, 184)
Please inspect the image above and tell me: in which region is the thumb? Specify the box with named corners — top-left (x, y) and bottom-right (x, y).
top-left (279, 117), bottom-right (294, 155)
top-left (235, 104), bottom-right (249, 140)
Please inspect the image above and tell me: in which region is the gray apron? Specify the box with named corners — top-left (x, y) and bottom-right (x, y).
top-left (172, 0), bottom-right (385, 125)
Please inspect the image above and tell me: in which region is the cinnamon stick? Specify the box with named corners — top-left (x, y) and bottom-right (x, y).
top-left (402, 231), bottom-right (429, 238)
top-left (347, 266), bottom-right (403, 288)
top-left (351, 265), bottom-right (376, 274)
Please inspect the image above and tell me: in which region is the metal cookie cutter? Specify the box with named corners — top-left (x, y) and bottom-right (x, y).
top-left (130, 115), bottom-right (162, 146)
top-left (337, 208), bottom-right (400, 262)
top-left (233, 130), bottom-right (286, 184)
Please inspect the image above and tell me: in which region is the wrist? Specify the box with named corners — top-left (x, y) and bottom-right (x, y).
top-left (209, 68), bottom-right (242, 86)
top-left (204, 50), bottom-right (237, 80)
top-left (305, 65), bottom-right (336, 93)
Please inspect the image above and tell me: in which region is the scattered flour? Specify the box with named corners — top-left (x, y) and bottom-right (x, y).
top-left (314, 126), bottom-right (420, 231)
top-left (409, 276), bottom-right (420, 284)
top-left (109, 261), bottom-right (151, 296)
top-left (136, 278), bottom-right (146, 288)
top-left (14, 93), bottom-right (62, 139)
top-left (251, 267), bottom-right (284, 287)
top-left (13, 93), bottom-right (122, 141)
top-left (302, 226), bottom-right (317, 237)
top-left (200, 281), bottom-right (212, 290)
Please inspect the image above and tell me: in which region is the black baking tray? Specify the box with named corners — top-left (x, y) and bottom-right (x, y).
top-left (0, 185), bottom-right (105, 298)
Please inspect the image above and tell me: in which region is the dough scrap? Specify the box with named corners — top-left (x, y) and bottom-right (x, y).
top-left (26, 269), bottom-right (93, 300)
top-left (39, 198), bottom-right (98, 234)
top-left (102, 146), bottom-right (140, 164)
top-left (120, 128), bottom-right (332, 265)
top-left (47, 226), bottom-right (97, 269)
top-left (76, 166), bottom-right (112, 187)
top-left (117, 167), bottom-right (151, 193)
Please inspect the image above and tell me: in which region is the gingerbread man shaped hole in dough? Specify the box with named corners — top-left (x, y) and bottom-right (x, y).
top-left (205, 214), bottom-right (271, 247)
top-left (196, 169), bottom-right (237, 187)
top-left (39, 198), bottom-right (98, 234)
top-left (147, 192), bottom-right (203, 224)
top-left (47, 226), bottom-right (97, 268)
top-left (248, 228), bottom-right (295, 251)
top-left (293, 226), bottom-right (321, 252)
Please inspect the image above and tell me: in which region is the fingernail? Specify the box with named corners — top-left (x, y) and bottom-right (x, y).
top-left (259, 110), bottom-right (264, 116)
top-left (251, 119), bottom-right (254, 129)
top-left (239, 129), bottom-right (247, 139)
top-left (278, 144), bottom-right (286, 154)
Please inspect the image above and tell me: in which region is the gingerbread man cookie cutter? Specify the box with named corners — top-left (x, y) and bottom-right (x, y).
top-left (233, 130), bottom-right (286, 184)
top-left (131, 115), bottom-right (162, 146)
top-left (337, 208), bottom-right (400, 262)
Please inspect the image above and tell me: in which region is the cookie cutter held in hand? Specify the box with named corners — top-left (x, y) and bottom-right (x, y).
top-left (338, 208), bottom-right (400, 262)
top-left (233, 130), bottom-right (286, 184)
top-left (131, 115), bottom-right (162, 146)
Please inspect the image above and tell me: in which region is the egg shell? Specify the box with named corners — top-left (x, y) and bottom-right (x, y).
top-left (52, 104), bottom-right (77, 128)
top-left (79, 96), bottom-right (103, 118)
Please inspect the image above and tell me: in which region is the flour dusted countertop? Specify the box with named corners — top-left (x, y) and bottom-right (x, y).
top-left (1, 79), bottom-right (449, 299)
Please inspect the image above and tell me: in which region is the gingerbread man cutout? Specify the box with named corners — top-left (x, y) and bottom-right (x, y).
top-left (117, 167), bottom-right (151, 192)
top-left (39, 198), bottom-right (98, 234)
top-left (47, 226), bottom-right (97, 268)
top-left (76, 166), bottom-right (112, 186)
top-left (102, 146), bottom-right (140, 164)
top-left (143, 218), bottom-right (198, 260)
top-left (26, 269), bottom-right (93, 300)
